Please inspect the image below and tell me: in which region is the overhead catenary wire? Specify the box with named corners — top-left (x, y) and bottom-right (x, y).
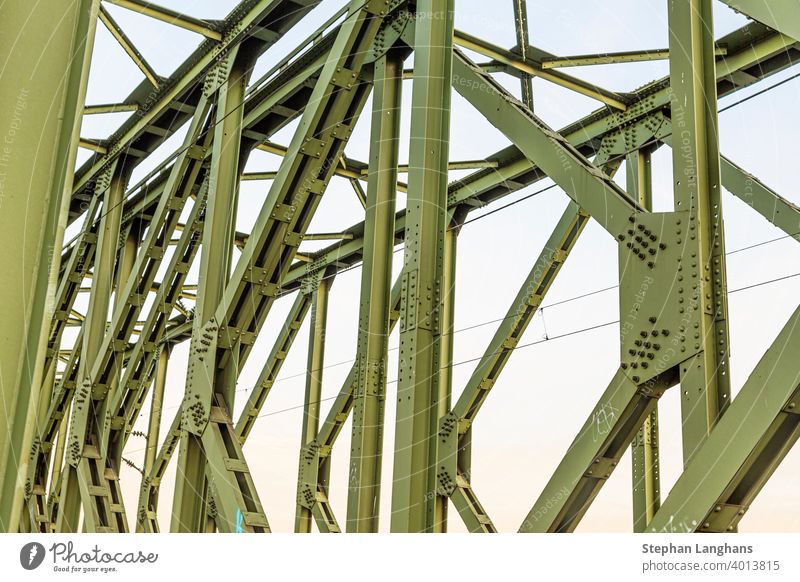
top-left (118, 263), bottom-right (800, 459)
top-left (125, 262), bottom-right (800, 438)
top-left (248, 268), bottom-right (800, 418)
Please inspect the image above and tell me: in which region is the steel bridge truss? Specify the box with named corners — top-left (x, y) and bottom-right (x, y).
top-left (1, 0), bottom-right (799, 533)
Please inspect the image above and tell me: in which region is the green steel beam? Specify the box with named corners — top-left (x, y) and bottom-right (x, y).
top-left (43, 14), bottom-right (393, 507)
top-left (92, 27), bottom-right (792, 536)
top-left (720, 0), bottom-right (800, 43)
top-left (540, 47), bottom-right (727, 69)
top-left (668, 0), bottom-right (732, 466)
top-left (450, 473), bottom-right (497, 533)
top-left (665, 129), bottom-right (800, 242)
top-left (0, 0), bottom-right (98, 533)
top-left (199, 0), bottom-right (389, 405)
top-left (79, 138), bottom-right (108, 154)
top-left (84, 103), bottom-right (140, 115)
top-left (62, 19), bottom-right (789, 320)
top-left (30, 328), bottom-right (85, 531)
top-left (450, 202), bottom-right (591, 424)
top-left (348, 177), bottom-right (368, 208)
top-left (21, 353), bottom-right (59, 533)
top-left (136, 412), bottom-right (181, 533)
top-left (172, 47), bottom-right (257, 533)
top-left (346, 52), bottom-right (403, 533)
top-left (519, 369), bottom-right (677, 532)
top-left (511, 0), bottom-right (534, 109)
top-left (111, 11), bottom-right (385, 468)
top-left (278, 109), bottom-right (672, 292)
top-left (452, 30), bottom-right (628, 110)
top-left (451, 49), bottom-right (641, 237)
top-left (98, 5), bottom-right (161, 87)
top-left (319, 280), bottom-right (403, 454)
top-left (253, 138), bottom-right (499, 187)
top-left (235, 292), bottom-right (313, 442)
top-left (720, 156), bottom-right (800, 240)
top-left (105, 0), bottom-right (223, 40)
top-left (626, 148), bottom-right (661, 533)
top-left (434, 219), bottom-right (461, 532)
top-left (627, 149), bottom-right (654, 211)
top-left (301, 232), bottom-right (356, 241)
top-left (46, 415), bottom-right (70, 531)
top-left (43, 197), bottom-right (103, 409)
top-left (201, 14), bottom-right (791, 258)
top-left (295, 275), bottom-right (332, 532)
top-left (390, 0), bottom-right (455, 533)
top-left (633, 425), bottom-right (670, 534)
top-left (394, 160), bottom-right (499, 173)
top-left (647, 303), bottom-right (800, 533)
top-left (134, 345), bottom-right (169, 532)
top-left (66, 18), bottom-right (793, 300)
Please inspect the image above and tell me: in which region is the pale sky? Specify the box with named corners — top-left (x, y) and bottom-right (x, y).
top-left (66, 0), bottom-right (800, 532)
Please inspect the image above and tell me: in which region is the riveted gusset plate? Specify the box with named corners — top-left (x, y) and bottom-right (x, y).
top-left (618, 210), bottom-right (702, 385)
top-left (182, 318), bottom-right (219, 435)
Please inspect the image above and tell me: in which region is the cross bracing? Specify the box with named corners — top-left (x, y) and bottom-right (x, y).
top-left (1, 0), bottom-right (799, 533)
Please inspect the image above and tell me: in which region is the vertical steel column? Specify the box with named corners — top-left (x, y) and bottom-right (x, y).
top-left (49, 415), bottom-right (69, 507)
top-left (172, 51), bottom-right (250, 532)
top-left (346, 52), bottom-right (403, 533)
top-left (627, 150), bottom-right (653, 211)
top-left (668, 0), bottom-right (731, 465)
top-left (144, 346), bottom-right (170, 481)
top-left (390, 0), bottom-right (455, 533)
top-left (20, 362), bottom-right (58, 532)
top-left (135, 344), bottom-right (170, 532)
top-left (627, 149), bottom-right (661, 532)
top-left (512, 0), bottom-right (534, 109)
top-left (295, 277), bottom-right (331, 532)
top-left (433, 219), bottom-right (460, 532)
top-left (59, 164), bottom-right (129, 532)
top-left (0, 0), bottom-right (98, 532)
top-left (58, 162), bottom-right (130, 532)
top-left (106, 222), bottom-right (142, 470)
top-left (117, 225), bottom-right (141, 307)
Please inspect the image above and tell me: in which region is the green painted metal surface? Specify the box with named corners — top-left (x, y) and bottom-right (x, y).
top-left (1, 0), bottom-right (799, 535)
